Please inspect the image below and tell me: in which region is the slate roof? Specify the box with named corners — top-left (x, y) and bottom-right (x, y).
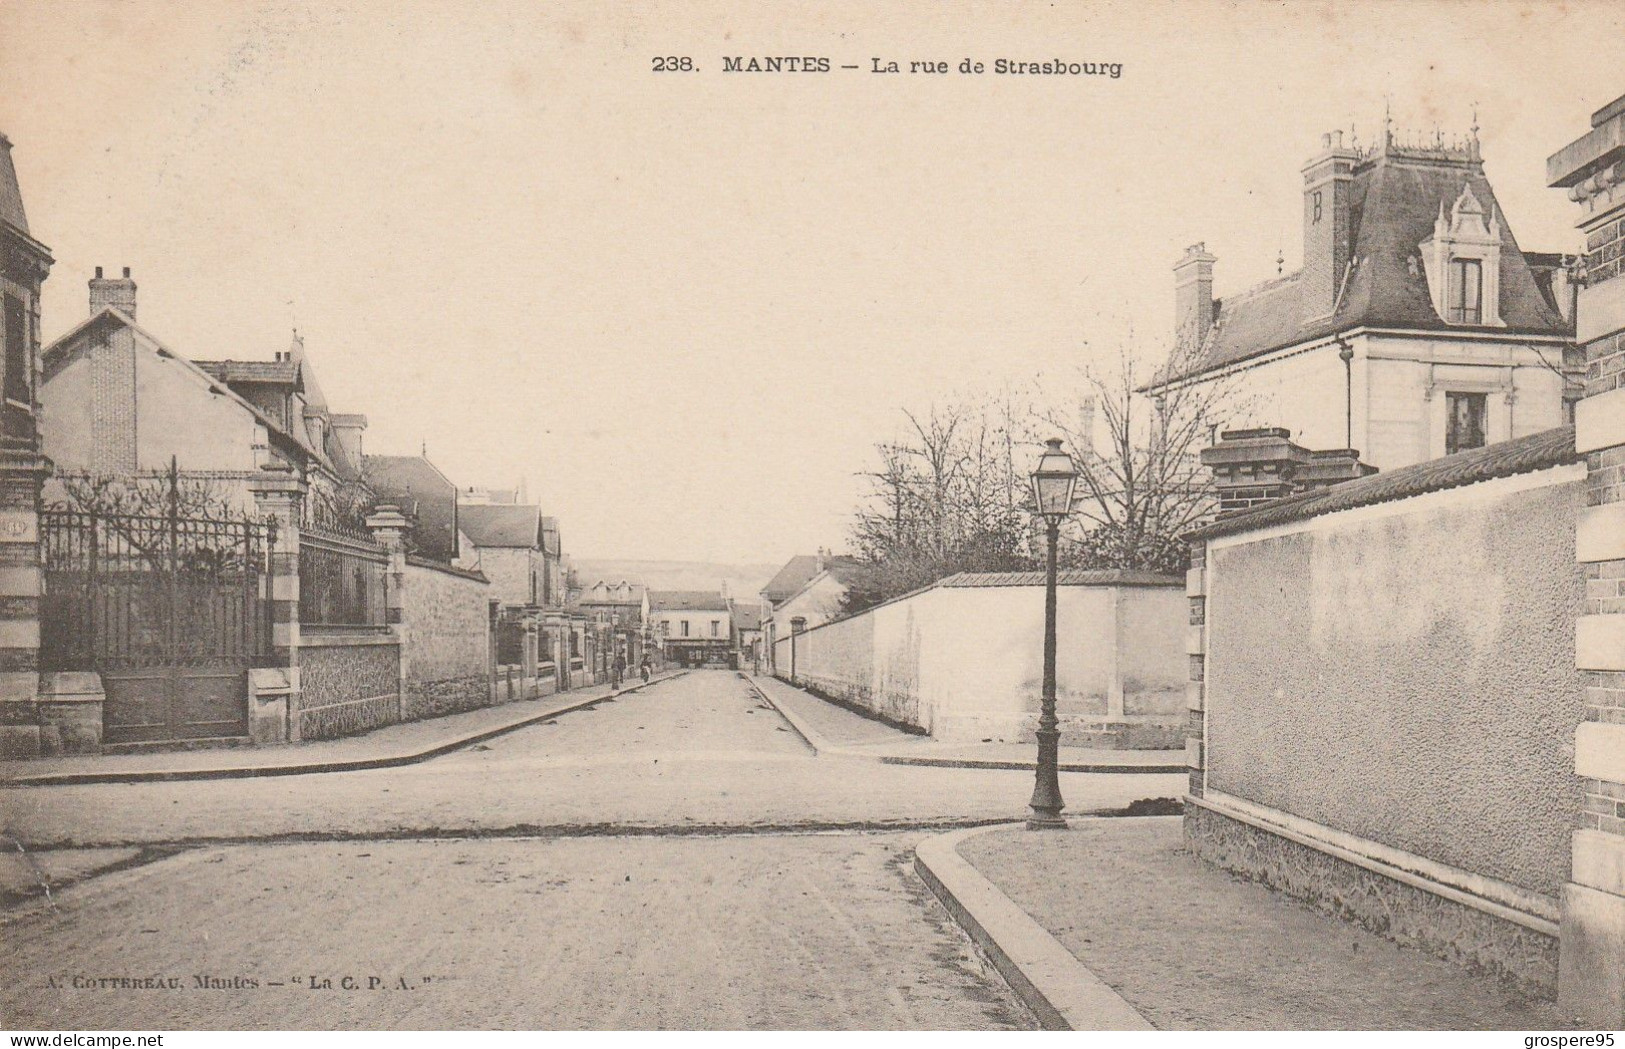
top-left (648, 590), bottom-right (731, 612)
top-left (363, 454), bottom-right (459, 563)
top-left (459, 503), bottom-right (542, 549)
top-left (761, 553), bottom-right (864, 605)
top-left (1156, 146), bottom-right (1570, 387)
top-left (731, 603), bottom-right (763, 630)
top-left (0, 135), bottom-right (29, 234)
top-left (1190, 424), bottom-right (1580, 541)
top-left (540, 516), bottom-right (561, 557)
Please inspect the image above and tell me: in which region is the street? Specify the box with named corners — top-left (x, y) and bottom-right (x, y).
top-left (0, 671), bottom-right (1184, 1029)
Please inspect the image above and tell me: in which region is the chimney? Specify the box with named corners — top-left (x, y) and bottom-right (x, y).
top-left (89, 266), bottom-right (137, 320)
top-left (330, 413), bottom-right (367, 466)
top-left (1200, 427), bottom-right (1374, 515)
top-left (1301, 131), bottom-right (1359, 322)
top-left (1173, 243), bottom-right (1217, 339)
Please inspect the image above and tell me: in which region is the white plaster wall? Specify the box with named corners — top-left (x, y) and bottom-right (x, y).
top-left (780, 581), bottom-right (1187, 744)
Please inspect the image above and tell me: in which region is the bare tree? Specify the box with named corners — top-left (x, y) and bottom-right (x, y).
top-left (845, 395), bottom-right (1037, 611)
top-left (1036, 325), bottom-right (1239, 575)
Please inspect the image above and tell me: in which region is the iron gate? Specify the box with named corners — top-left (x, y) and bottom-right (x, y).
top-left (41, 509), bottom-right (272, 744)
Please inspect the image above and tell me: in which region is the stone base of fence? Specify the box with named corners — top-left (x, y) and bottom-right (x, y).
top-left (1184, 795), bottom-right (1560, 997)
top-left (403, 675), bottom-right (490, 722)
top-left (36, 671), bottom-right (103, 755)
top-left (297, 630), bottom-right (402, 742)
top-left (0, 700), bottom-right (40, 759)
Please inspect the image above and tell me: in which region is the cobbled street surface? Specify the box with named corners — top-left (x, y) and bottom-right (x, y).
top-left (0, 671), bottom-right (1180, 1029)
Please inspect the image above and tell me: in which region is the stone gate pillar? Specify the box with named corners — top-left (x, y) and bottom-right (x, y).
top-left (365, 505), bottom-right (409, 719)
top-left (248, 465), bottom-right (306, 744)
top-left (0, 133), bottom-right (56, 758)
top-left (0, 452), bottom-right (51, 758)
top-left (1550, 92), bottom-right (1625, 1026)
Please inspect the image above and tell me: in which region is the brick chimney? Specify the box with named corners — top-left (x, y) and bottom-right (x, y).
top-left (1200, 427), bottom-right (1374, 515)
top-left (1173, 243), bottom-right (1217, 339)
top-left (1301, 132), bottom-right (1359, 322)
top-left (88, 266), bottom-right (136, 320)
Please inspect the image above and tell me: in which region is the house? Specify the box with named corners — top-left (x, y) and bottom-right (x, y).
top-left (575, 579), bottom-right (650, 666)
top-left (0, 132), bottom-right (51, 460)
top-left (39, 272), bottom-right (370, 516)
top-left (648, 590), bottom-right (733, 668)
top-left (362, 453), bottom-right (460, 564)
top-left (1145, 125), bottom-right (1579, 471)
top-left (456, 502), bottom-right (549, 608)
top-left (759, 549), bottom-right (864, 674)
top-left (731, 600), bottom-right (763, 669)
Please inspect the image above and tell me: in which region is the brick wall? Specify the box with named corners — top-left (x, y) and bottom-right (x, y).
top-left (1587, 214), bottom-right (1624, 286)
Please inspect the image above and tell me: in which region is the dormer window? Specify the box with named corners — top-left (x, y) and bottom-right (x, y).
top-left (1420, 185), bottom-right (1503, 327)
top-left (1448, 258), bottom-right (1482, 324)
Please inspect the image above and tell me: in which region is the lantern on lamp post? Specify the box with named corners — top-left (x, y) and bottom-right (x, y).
top-left (1028, 437), bottom-right (1079, 830)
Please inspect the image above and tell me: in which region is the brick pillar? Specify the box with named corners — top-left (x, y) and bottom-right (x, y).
top-left (0, 452), bottom-right (50, 758)
top-left (365, 505), bottom-right (408, 720)
top-left (1200, 428), bottom-right (1312, 514)
top-left (1184, 540), bottom-right (1206, 800)
top-left (249, 467), bottom-right (305, 743)
top-left (1550, 92), bottom-right (1625, 1025)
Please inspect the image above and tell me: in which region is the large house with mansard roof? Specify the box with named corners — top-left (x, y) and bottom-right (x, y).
top-left (1146, 125), bottom-right (1581, 470)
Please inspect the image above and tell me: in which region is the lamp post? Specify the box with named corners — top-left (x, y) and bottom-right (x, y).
top-left (1028, 437), bottom-right (1079, 830)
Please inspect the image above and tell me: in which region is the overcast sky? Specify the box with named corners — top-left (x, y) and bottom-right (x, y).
top-left (1, 0), bottom-right (1620, 564)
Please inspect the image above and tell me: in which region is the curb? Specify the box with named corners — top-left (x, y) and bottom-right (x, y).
top-left (748, 675), bottom-right (1185, 774)
top-left (0, 671), bottom-right (687, 788)
top-left (741, 673), bottom-right (826, 755)
top-left (914, 823), bottom-right (1155, 1031)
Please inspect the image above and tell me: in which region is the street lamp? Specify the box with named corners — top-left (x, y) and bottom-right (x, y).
top-left (1028, 437), bottom-right (1079, 830)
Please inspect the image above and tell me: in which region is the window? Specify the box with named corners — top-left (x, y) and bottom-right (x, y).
top-left (681, 620), bottom-right (689, 637)
top-left (3, 294), bottom-right (28, 405)
top-left (1448, 258), bottom-right (1482, 324)
top-left (1445, 392), bottom-right (1487, 455)
top-left (710, 620), bottom-right (719, 637)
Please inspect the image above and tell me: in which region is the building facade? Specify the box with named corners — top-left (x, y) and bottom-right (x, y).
top-left (759, 551), bottom-right (863, 675)
top-left (1147, 128), bottom-right (1579, 472)
top-left (649, 590), bottom-right (733, 668)
top-left (40, 275), bottom-right (369, 519)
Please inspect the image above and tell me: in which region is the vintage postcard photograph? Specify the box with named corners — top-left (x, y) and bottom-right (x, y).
top-left (1, 0), bottom-right (1624, 1036)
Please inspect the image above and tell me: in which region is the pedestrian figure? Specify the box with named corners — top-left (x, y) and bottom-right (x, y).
top-left (612, 653), bottom-right (626, 689)
top-left (639, 656), bottom-right (651, 683)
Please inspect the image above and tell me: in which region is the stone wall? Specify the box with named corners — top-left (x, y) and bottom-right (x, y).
top-left (774, 571), bottom-right (1186, 747)
top-left (298, 633), bottom-right (400, 740)
top-left (400, 558), bottom-right (491, 721)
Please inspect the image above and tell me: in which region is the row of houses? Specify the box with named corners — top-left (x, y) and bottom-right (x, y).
top-left (0, 134), bottom-right (642, 754)
top-left (572, 578), bottom-right (764, 670)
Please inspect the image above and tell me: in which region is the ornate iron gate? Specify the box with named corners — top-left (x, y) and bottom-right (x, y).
top-left (40, 509), bottom-right (272, 744)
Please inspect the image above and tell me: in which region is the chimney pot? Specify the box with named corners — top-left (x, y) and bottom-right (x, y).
top-left (88, 266), bottom-right (137, 320)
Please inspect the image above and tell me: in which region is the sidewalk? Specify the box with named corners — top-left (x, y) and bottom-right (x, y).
top-left (926, 818), bottom-right (1573, 1030)
top-left (748, 674), bottom-right (1185, 773)
top-left (0, 671), bottom-right (686, 788)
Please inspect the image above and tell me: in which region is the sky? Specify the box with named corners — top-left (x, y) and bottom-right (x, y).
top-left (1, 0), bottom-right (1620, 565)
